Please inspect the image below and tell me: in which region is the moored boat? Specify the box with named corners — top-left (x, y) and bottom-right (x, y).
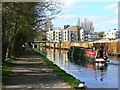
top-left (67, 46), bottom-right (109, 63)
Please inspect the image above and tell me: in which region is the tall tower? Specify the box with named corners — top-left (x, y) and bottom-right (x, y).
top-left (77, 17), bottom-right (81, 41)
top-left (77, 17), bottom-right (81, 27)
top-left (89, 22), bottom-right (94, 34)
top-left (84, 17), bottom-right (87, 28)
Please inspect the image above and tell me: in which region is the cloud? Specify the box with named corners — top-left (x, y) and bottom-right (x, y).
top-left (52, 14), bottom-right (78, 26)
top-left (52, 14), bottom-right (117, 32)
top-left (60, 0), bottom-right (76, 8)
top-left (55, 15), bottom-right (104, 23)
top-left (114, 8), bottom-right (118, 14)
top-left (105, 3), bottom-right (118, 14)
top-left (94, 19), bottom-right (117, 31)
top-left (109, 19), bottom-right (118, 24)
top-left (105, 3), bottom-right (117, 10)
top-left (61, 3), bottom-right (86, 14)
top-left (77, 16), bottom-right (117, 31)
top-left (56, 15), bottom-right (78, 19)
top-left (56, 0), bottom-right (118, 2)
top-left (77, 15), bottom-right (106, 23)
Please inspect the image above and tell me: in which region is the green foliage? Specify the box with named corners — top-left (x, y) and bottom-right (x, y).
top-left (2, 58), bottom-right (13, 84)
top-left (2, 2), bottom-right (38, 60)
top-left (95, 32), bottom-right (104, 37)
top-left (2, 1), bottom-right (61, 62)
top-left (40, 43), bottom-right (45, 47)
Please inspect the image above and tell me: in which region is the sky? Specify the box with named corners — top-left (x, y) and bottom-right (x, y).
top-left (52, 0), bottom-right (119, 32)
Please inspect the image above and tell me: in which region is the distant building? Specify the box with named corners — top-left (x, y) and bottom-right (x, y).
top-left (46, 17), bottom-right (97, 43)
top-left (88, 33), bottom-right (99, 41)
top-left (62, 28), bottom-right (69, 42)
top-left (46, 29), bottom-right (62, 43)
top-left (104, 29), bottom-right (119, 39)
top-left (46, 30), bottom-right (53, 42)
top-left (54, 29), bottom-right (62, 42)
top-left (118, 30), bottom-right (120, 38)
top-left (61, 25), bottom-right (70, 42)
top-left (67, 26), bottom-right (79, 42)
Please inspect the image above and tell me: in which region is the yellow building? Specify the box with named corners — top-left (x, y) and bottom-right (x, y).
top-left (67, 25), bottom-right (79, 42)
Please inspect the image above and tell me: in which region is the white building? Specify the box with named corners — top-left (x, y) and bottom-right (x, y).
top-left (46, 29), bottom-right (53, 42)
top-left (62, 29), bottom-right (69, 42)
top-left (54, 29), bottom-right (62, 42)
top-left (61, 25), bottom-right (70, 42)
top-left (104, 29), bottom-right (119, 39)
top-left (46, 18), bottom-right (96, 43)
top-left (80, 28), bottom-right (84, 41)
top-left (46, 29), bottom-right (62, 43)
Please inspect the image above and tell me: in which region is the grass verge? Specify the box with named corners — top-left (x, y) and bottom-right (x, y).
top-left (35, 50), bottom-right (81, 88)
top-left (2, 58), bottom-right (13, 85)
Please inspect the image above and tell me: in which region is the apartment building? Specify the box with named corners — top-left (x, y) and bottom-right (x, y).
top-left (104, 29), bottom-right (119, 39)
top-left (54, 29), bottom-right (62, 42)
top-left (46, 29), bottom-right (62, 43)
top-left (62, 29), bottom-right (69, 42)
top-left (67, 26), bottom-right (79, 42)
top-left (46, 17), bottom-right (96, 43)
top-left (46, 30), bottom-right (53, 42)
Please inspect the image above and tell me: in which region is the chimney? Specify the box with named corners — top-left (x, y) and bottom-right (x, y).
top-left (64, 25), bottom-right (70, 29)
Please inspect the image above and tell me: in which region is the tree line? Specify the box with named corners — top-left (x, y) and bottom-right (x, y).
top-left (2, 1), bottom-right (61, 63)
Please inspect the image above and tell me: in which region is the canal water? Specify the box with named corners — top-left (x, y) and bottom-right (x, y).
top-left (39, 47), bottom-right (119, 88)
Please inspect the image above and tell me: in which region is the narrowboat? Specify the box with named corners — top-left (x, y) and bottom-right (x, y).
top-left (67, 46), bottom-right (109, 63)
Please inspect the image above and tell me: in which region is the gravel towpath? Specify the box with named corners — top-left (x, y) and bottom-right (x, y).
top-left (3, 47), bottom-right (71, 90)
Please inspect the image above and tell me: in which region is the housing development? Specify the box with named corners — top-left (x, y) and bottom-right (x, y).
top-left (46, 18), bottom-right (119, 43)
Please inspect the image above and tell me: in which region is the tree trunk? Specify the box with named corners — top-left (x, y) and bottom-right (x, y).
top-left (2, 43), bottom-right (8, 64)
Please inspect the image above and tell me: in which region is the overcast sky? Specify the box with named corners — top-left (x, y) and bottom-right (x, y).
top-left (52, 0), bottom-right (119, 32)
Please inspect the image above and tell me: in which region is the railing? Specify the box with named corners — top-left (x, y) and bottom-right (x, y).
top-left (28, 41), bottom-right (47, 43)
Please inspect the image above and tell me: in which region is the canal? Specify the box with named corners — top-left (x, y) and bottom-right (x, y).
top-left (38, 47), bottom-right (119, 88)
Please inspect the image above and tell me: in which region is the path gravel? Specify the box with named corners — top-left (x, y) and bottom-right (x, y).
top-left (2, 47), bottom-right (71, 90)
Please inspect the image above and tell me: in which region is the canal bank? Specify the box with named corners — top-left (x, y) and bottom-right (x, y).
top-left (34, 49), bottom-right (86, 89)
top-left (37, 47), bottom-right (119, 89)
top-left (45, 41), bottom-right (120, 56)
top-left (3, 47), bottom-right (75, 89)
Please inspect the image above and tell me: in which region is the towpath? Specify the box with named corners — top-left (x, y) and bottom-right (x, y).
top-left (2, 47), bottom-right (71, 90)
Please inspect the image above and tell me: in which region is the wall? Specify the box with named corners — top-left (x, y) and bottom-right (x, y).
top-left (46, 41), bottom-right (120, 53)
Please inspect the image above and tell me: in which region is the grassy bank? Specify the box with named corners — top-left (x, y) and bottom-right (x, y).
top-left (2, 58), bottom-right (13, 85)
top-left (35, 50), bottom-right (82, 88)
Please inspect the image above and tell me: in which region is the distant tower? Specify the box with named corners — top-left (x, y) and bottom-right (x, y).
top-left (84, 18), bottom-right (87, 28)
top-left (77, 17), bottom-right (81, 27)
top-left (89, 22), bottom-right (94, 34)
top-left (77, 17), bottom-right (81, 41)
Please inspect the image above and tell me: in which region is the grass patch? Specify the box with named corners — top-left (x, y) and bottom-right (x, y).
top-left (35, 51), bottom-right (81, 88)
top-left (52, 65), bottom-right (80, 88)
top-left (2, 58), bottom-right (13, 85)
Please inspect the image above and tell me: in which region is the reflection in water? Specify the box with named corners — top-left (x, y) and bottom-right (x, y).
top-left (68, 53), bottom-right (108, 82)
top-left (46, 48), bottom-right (69, 67)
top-left (94, 63), bottom-right (108, 82)
top-left (45, 48), bottom-right (118, 88)
top-left (108, 56), bottom-right (120, 61)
